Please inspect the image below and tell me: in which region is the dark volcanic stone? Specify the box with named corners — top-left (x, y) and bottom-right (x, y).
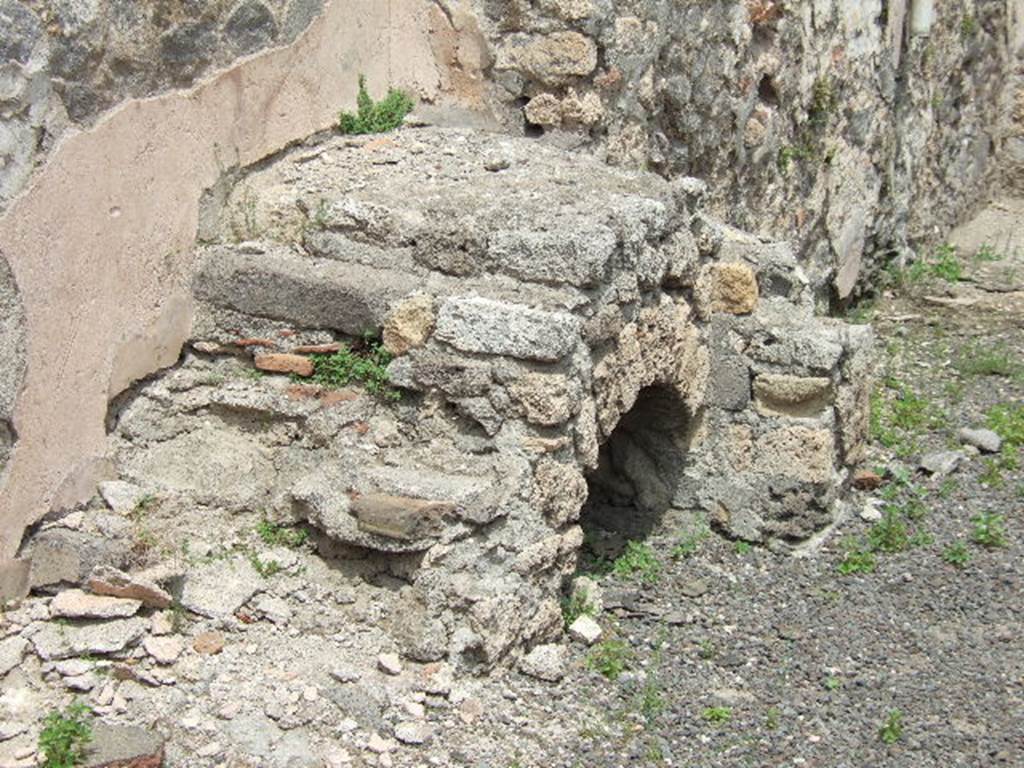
top-left (0, 1), bottom-right (42, 64)
top-left (224, 0), bottom-right (279, 55)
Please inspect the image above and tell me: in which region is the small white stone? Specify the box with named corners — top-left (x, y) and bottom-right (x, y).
top-left (518, 644), bottom-right (567, 682)
top-left (403, 700), bottom-right (426, 719)
top-left (567, 615), bottom-right (603, 645)
top-left (302, 685), bottom-right (319, 702)
top-left (394, 722), bottom-right (431, 745)
top-left (330, 665), bottom-right (361, 683)
top-left (197, 742), bottom-right (222, 758)
top-left (218, 701), bottom-right (241, 720)
top-left (150, 612), bottom-right (174, 636)
top-left (98, 480), bottom-right (146, 515)
top-left (367, 733), bottom-right (394, 754)
top-left (378, 652), bottom-right (403, 676)
top-left (860, 500), bottom-right (883, 522)
top-left (337, 718), bottom-right (359, 735)
top-left (143, 636), bottom-right (183, 665)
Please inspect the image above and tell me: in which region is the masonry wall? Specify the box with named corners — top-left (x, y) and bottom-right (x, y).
top-left (0, 0), bottom-right (1020, 560)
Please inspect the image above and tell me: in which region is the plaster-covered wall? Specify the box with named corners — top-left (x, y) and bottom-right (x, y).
top-left (0, 0), bottom-right (488, 557)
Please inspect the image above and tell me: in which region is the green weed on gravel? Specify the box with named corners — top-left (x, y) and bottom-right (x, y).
top-left (870, 378), bottom-right (945, 456)
top-left (986, 403), bottom-right (1024, 446)
top-left (338, 76), bottom-right (413, 135)
top-left (971, 512), bottom-right (1009, 549)
top-left (256, 518), bottom-right (308, 549)
top-left (702, 706), bottom-right (732, 724)
top-left (671, 515), bottom-right (710, 560)
top-left (837, 540), bottom-right (876, 575)
top-left (39, 702), bottom-right (92, 768)
top-left (612, 541), bottom-right (661, 584)
top-left (955, 343), bottom-right (1021, 378)
top-left (942, 541), bottom-right (972, 569)
top-left (587, 639), bottom-right (632, 680)
top-left (879, 709), bottom-right (904, 744)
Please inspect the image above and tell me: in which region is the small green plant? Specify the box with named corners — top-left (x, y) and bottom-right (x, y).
top-left (971, 512), bottom-right (1009, 549)
top-left (837, 537), bottom-right (876, 575)
top-left (942, 541), bottom-right (971, 569)
top-left (612, 541), bottom-right (661, 584)
top-left (249, 552), bottom-right (283, 578)
top-left (824, 675), bottom-right (842, 691)
top-left (702, 706), bottom-right (732, 724)
top-left (587, 639), bottom-right (631, 680)
top-left (698, 638), bottom-right (717, 660)
top-left (869, 508), bottom-right (910, 553)
top-left (879, 709), bottom-right (904, 745)
top-left (961, 13), bottom-right (978, 38)
top-left (980, 446), bottom-right (1020, 488)
top-left (39, 702), bottom-right (93, 768)
top-left (765, 706), bottom-right (781, 730)
top-left (256, 519), bottom-right (308, 549)
top-left (308, 342), bottom-right (400, 400)
top-left (929, 244), bottom-right (963, 282)
top-left (561, 586), bottom-right (598, 630)
top-left (986, 403), bottom-right (1024, 446)
top-left (734, 541), bottom-right (753, 555)
top-left (671, 517), bottom-right (709, 560)
top-left (639, 674), bottom-right (666, 726)
top-left (130, 494), bottom-right (156, 519)
top-left (955, 343), bottom-right (1020, 378)
top-left (974, 243), bottom-right (1003, 262)
top-left (338, 75), bottom-right (414, 135)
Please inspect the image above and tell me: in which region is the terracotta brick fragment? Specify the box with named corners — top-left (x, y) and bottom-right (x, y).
top-left (254, 353), bottom-right (314, 377)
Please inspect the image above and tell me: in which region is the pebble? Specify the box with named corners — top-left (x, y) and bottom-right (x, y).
top-left (378, 652), bottom-right (403, 676)
top-left (367, 733), bottom-right (394, 754)
top-left (680, 579), bottom-right (709, 598)
top-left (331, 664), bottom-right (361, 683)
top-left (518, 644), bottom-right (567, 682)
top-left (567, 615), bottom-right (602, 645)
top-left (958, 427), bottom-right (1002, 454)
top-left (919, 450), bottom-right (965, 476)
top-left (193, 631), bottom-right (225, 655)
top-left (860, 499), bottom-right (884, 522)
top-left (394, 721), bottom-right (432, 745)
top-left (144, 636), bottom-right (183, 665)
top-left (150, 612), bottom-right (174, 636)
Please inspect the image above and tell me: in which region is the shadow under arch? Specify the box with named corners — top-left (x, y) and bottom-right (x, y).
top-left (580, 383), bottom-right (696, 562)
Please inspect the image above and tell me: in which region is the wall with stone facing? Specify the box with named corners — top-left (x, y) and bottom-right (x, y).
top-left (0, 0), bottom-right (1018, 564)
top-left (20, 127), bottom-right (869, 665)
top-left (0, 0), bottom-right (489, 559)
top-left (471, 0), bottom-right (1019, 300)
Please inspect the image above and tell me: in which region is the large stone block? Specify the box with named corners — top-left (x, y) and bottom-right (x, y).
top-left (753, 374), bottom-right (833, 417)
top-left (487, 224), bottom-right (616, 287)
top-left (495, 32), bottom-right (598, 83)
top-left (194, 246), bottom-right (420, 336)
top-left (351, 494), bottom-right (452, 541)
top-left (435, 296), bottom-right (580, 362)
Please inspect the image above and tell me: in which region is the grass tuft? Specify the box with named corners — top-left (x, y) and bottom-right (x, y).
top-left (339, 76), bottom-right (414, 135)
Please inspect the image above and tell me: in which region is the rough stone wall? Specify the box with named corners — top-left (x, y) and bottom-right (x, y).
top-left (470, 0), bottom-right (1017, 299)
top-left (0, 0), bottom-right (328, 204)
top-left (53, 127), bottom-right (869, 665)
top-left (0, 0), bottom-right (488, 559)
top-left (0, 0), bottom-right (1018, 563)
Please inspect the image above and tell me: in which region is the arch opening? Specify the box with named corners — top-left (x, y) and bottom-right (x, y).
top-left (580, 384), bottom-right (694, 561)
